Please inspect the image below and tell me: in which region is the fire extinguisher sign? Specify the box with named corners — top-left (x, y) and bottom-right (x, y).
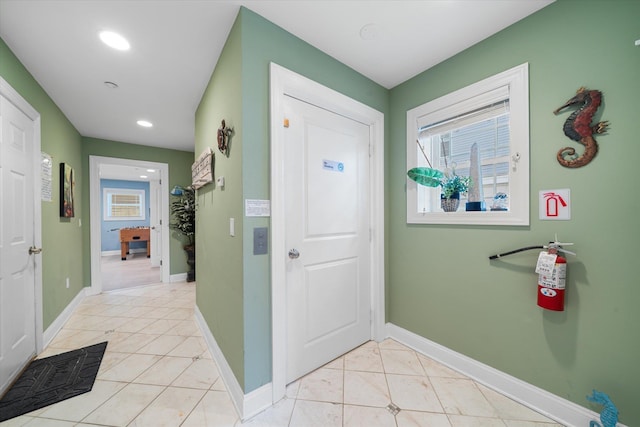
top-left (539, 189), bottom-right (571, 220)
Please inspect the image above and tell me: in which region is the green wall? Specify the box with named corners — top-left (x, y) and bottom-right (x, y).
top-left (80, 137), bottom-right (194, 283)
top-left (387, 0), bottom-right (639, 424)
top-left (1, 38), bottom-right (84, 329)
top-left (240, 7), bottom-right (389, 392)
top-left (194, 14), bottom-right (245, 389)
top-left (194, 7), bottom-right (389, 392)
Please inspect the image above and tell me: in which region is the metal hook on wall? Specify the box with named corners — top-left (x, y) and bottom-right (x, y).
top-left (511, 152), bottom-right (521, 171)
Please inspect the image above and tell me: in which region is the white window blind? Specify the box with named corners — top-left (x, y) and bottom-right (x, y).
top-left (103, 188), bottom-right (146, 221)
top-left (110, 194), bottom-right (141, 217)
top-left (417, 105), bottom-right (511, 211)
top-left (416, 85), bottom-right (509, 131)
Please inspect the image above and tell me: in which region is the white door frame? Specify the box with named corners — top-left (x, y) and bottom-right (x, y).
top-left (269, 63), bottom-right (385, 402)
top-left (89, 155), bottom-right (170, 295)
top-left (0, 77), bottom-right (44, 354)
top-left (149, 179), bottom-right (162, 267)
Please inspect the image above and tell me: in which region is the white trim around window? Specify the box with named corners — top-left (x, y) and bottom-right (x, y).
top-left (406, 63), bottom-right (530, 226)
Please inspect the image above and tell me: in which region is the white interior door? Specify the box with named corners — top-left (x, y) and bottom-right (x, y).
top-left (283, 95), bottom-right (371, 383)
top-left (150, 179), bottom-right (162, 267)
top-left (0, 93), bottom-right (37, 393)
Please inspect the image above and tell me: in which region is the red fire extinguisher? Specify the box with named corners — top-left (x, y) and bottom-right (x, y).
top-left (489, 238), bottom-right (574, 311)
top-left (537, 247), bottom-right (567, 311)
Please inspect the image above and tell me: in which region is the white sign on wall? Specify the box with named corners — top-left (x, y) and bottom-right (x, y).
top-left (245, 199), bottom-right (271, 217)
top-left (539, 189), bottom-right (570, 220)
top-left (41, 152), bottom-right (53, 201)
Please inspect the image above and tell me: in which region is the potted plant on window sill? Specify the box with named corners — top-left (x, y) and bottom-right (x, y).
top-left (440, 174), bottom-right (471, 212)
top-left (170, 186), bottom-right (196, 282)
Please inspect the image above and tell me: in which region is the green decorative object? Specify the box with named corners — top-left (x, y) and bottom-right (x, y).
top-left (440, 174), bottom-right (471, 199)
top-left (407, 167), bottom-right (444, 187)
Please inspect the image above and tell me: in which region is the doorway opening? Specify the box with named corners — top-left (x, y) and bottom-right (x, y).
top-left (89, 156), bottom-right (170, 295)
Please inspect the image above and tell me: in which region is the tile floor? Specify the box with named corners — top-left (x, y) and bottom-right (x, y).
top-left (1, 282), bottom-right (563, 427)
top-left (100, 253), bottom-right (160, 293)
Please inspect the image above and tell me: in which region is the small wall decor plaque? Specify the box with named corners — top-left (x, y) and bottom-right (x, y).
top-left (217, 119), bottom-right (233, 157)
top-left (191, 147), bottom-right (214, 189)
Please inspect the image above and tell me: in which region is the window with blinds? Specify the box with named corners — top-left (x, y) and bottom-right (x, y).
top-left (406, 63), bottom-right (530, 225)
top-left (417, 100), bottom-right (510, 213)
top-left (103, 188), bottom-right (146, 221)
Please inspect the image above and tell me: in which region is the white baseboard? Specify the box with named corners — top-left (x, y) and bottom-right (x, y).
top-left (170, 273), bottom-right (188, 282)
top-left (43, 287), bottom-right (87, 348)
top-left (101, 248), bottom-right (146, 257)
top-left (194, 305), bottom-right (273, 421)
top-left (386, 323), bottom-right (623, 427)
top-left (242, 383), bottom-right (273, 421)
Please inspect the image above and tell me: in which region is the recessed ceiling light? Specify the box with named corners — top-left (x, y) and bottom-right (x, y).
top-left (99, 31), bottom-right (130, 51)
top-left (140, 175), bottom-right (148, 179)
top-left (146, 169), bottom-right (156, 172)
top-left (137, 120), bottom-right (153, 128)
top-left (359, 23), bottom-right (379, 41)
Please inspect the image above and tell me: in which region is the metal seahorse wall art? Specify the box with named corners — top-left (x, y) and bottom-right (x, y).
top-left (553, 87), bottom-right (609, 168)
top-left (586, 389), bottom-right (619, 427)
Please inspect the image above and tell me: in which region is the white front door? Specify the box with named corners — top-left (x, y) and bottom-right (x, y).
top-left (150, 179), bottom-right (162, 267)
top-left (283, 95), bottom-right (371, 382)
top-left (0, 93), bottom-right (37, 393)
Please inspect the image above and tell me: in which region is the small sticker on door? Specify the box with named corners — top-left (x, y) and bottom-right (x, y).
top-left (322, 159), bottom-right (344, 172)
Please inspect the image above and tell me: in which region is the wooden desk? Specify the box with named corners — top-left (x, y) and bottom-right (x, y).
top-left (119, 227), bottom-right (150, 260)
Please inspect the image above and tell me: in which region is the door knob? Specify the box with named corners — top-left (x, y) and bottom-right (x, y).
top-left (288, 249), bottom-right (300, 259)
top-left (28, 246), bottom-right (42, 255)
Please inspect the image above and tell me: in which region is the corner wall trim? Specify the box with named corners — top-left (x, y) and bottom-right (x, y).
top-left (194, 305), bottom-right (273, 421)
top-left (43, 288), bottom-right (87, 348)
top-left (242, 383), bottom-right (273, 421)
top-left (170, 273), bottom-right (188, 283)
top-left (386, 323), bottom-right (622, 427)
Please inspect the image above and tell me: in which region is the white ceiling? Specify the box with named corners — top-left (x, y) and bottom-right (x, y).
top-left (0, 0), bottom-right (554, 152)
top-left (100, 163), bottom-right (160, 182)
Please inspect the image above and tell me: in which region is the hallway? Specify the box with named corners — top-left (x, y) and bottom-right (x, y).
top-left (3, 282), bottom-right (562, 426)
top-left (100, 252), bottom-right (161, 293)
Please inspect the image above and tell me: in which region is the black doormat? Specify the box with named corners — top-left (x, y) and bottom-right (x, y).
top-left (0, 341), bottom-right (108, 422)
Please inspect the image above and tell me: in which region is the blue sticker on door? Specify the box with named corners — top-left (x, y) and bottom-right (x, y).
top-left (322, 159), bottom-right (344, 172)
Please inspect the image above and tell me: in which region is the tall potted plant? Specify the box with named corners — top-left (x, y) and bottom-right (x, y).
top-left (170, 186), bottom-right (196, 281)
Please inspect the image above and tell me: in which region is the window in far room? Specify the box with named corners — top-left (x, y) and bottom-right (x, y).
top-left (103, 188), bottom-right (146, 221)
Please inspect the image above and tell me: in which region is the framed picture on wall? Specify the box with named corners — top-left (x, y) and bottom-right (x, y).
top-left (60, 162), bottom-right (75, 217)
